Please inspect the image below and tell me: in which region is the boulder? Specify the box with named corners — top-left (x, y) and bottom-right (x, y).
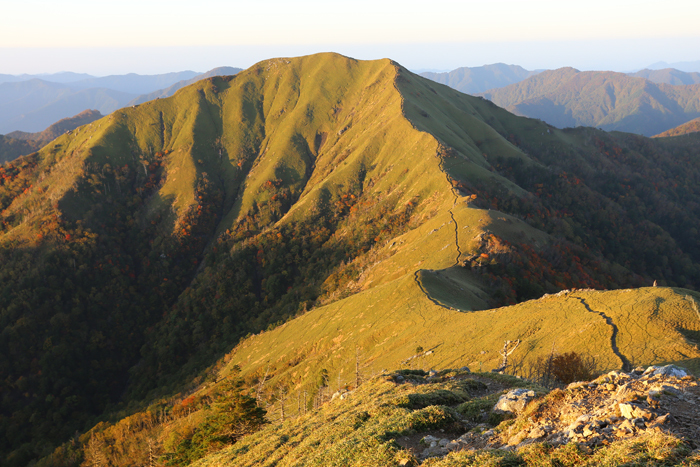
top-left (494, 388), bottom-right (536, 414)
top-left (619, 402), bottom-right (655, 421)
top-left (643, 365), bottom-right (688, 378)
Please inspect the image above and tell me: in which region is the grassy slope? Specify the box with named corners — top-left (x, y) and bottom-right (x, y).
top-left (220, 286), bottom-right (700, 404)
top-left (194, 370), bottom-right (697, 467)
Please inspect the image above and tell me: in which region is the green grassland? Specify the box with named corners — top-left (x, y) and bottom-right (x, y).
top-left (219, 286), bottom-right (700, 404)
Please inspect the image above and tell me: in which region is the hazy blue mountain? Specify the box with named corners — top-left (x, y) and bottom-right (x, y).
top-left (629, 68), bottom-right (700, 85)
top-left (646, 60), bottom-right (700, 73)
top-left (420, 63), bottom-right (541, 95)
top-left (66, 71), bottom-right (200, 94)
top-left (129, 66), bottom-right (243, 105)
top-left (0, 79), bottom-right (134, 133)
top-left (0, 72), bottom-right (94, 85)
top-left (0, 68), bottom-right (242, 133)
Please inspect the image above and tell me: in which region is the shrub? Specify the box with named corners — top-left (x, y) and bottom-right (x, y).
top-left (528, 351), bottom-right (598, 387)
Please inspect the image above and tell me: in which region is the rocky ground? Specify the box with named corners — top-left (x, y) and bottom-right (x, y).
top-left (405, 365), bottom-right (700, 462)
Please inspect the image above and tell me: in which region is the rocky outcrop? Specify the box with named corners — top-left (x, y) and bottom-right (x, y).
top-left (415, 365), bottom-right (699, 461)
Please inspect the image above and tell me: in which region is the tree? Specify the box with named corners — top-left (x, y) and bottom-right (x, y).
top-left (167, 377), bottom-right (266, 466)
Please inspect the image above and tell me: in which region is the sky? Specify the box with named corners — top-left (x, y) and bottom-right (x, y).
top-left (1, 0), bottom-right (699, 75)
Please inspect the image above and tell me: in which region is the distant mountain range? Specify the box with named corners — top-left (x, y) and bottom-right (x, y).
top-left (477, 68), bottom-right (700, 136)
top-left (128, 66), bottom-right (242, 105)
top-left (645, 60), bottom-right (700, 73)
top-left (0, 72), bottom-right (94, 85)
top-left (0, 68), bottom-right (241, 134)
top-left (629, 68), bottom-right (700, 85)
top-left (419, 63), bottom-right (542, 95)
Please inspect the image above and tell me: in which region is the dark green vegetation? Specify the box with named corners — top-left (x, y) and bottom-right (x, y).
top-left (479, 67), bottom-right (700, 136)
top-left (2, 53), bottom-right (700, 465)
top-left (420, 63), bottom-right (540, 95)
top-left (0, 110), bottom-right (102, 163)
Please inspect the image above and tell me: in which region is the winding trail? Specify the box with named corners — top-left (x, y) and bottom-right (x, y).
top-left (413, 148), bottom-right (464, 308)
top-left (575, 297), bottom-right (632, 371)
top-left (447, 209), bottom-right (462, 266)
top-left (438, 150), bottom-right (464, 267)
top-left (413, 270), bottom-right (451, 312)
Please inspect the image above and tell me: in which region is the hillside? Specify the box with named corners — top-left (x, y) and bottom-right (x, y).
top-left (37, 316), bottom-right (700, 467)
top-left (3, 53), bottom-right (700, 465)
top-left (478, 68), bottom-right (700, 136)
top-left (420, 64), bottom-right (540, 95)
top-left (0, 110), bottom-right (102, 163)
top-left (193, 366), bottom-right (700, 466)
top-left (654, 117), bottom-right (700, 137)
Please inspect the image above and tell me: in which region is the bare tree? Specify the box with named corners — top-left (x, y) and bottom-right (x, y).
top-left (494, 339), bottom-right (521, 373)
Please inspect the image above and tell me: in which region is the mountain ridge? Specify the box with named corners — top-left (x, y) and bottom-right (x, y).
top-left (3, 53), bottom-right (700, 465)
top-left (420, 63), bottom-right (541, 95)
top-left (478, 67), bottom-right (700, 136)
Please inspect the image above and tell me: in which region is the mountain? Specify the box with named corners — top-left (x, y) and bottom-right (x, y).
top-left (6, 109), bottom-right (102, 143)
top-left (3, 53), bottom-right (700, 465)
top-left (654, 117), bottom-right (700, 137)
top-left (629, 68), bottom-right (700, 85)
top-left (0, 72), bottom-right (95, 85)
top-left (479, 67), bottom-right (700, 136)
top-left (0, 79), bottom-right (134, 133)
top-left (66, 71), bottom-right (200, 95)
top-left (0, 109), bottom-right (102, 163)
top-left (646, 60), bottom-right (700, 73)
top-left (0, 69), bottom-right (241, 134)
top-left (128, 66), bottom-right (243, 105)
top-left (420, 63), bottom-right (540, 95)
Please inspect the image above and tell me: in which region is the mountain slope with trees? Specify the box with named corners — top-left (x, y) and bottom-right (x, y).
top-left (654, 116), bottom-right (700, 137)
top-left (2, 53), bottom-right (700, 465)
top-left (479, 68), bottom-right (700, 136)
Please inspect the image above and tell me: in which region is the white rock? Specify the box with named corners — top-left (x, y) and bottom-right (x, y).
top-left (494, 389), bottom-right (536, 414)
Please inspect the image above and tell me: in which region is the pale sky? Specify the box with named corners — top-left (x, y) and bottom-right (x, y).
top-left (1, 0), bottom-right (699, 74)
